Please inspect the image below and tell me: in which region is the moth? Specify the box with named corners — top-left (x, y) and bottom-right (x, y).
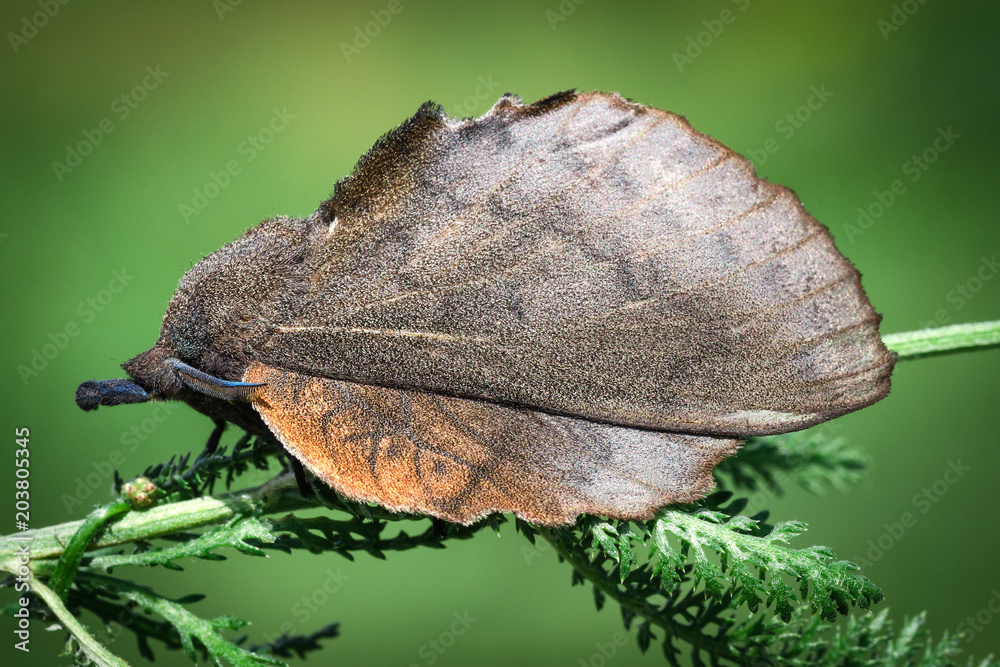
top-left (76, 90), bottom-right (895, 526)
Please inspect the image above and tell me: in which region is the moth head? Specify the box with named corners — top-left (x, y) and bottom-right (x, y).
top-left (75, 341), bottom-right (271, 436)
top-left (74, 215), bottom-right (311, 423)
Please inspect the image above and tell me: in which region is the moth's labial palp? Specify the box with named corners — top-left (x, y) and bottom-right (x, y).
top-left (75, 378), bottom-right (151, 411)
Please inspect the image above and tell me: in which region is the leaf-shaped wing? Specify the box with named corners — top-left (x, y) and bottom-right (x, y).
top-left (245, 362), bottom-right (739, 525)
top-left (254, 91), bottom-right (894, 437)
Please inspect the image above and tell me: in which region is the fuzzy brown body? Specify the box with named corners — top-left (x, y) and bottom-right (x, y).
top-left (80, 91), bottom-right (894, 525)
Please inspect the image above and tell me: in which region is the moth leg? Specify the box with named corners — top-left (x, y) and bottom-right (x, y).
top-left (288, 456), bottom-right (315, 498)
top-left (204, 418), bottom-right (227, 456)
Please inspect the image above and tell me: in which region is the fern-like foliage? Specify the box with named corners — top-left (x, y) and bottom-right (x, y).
top-left (716, 427), bottom-right (867, 495)
top-left (0, 429), bottom-right (994, 666)
top-left (531, 491), bottom-right (880, 663)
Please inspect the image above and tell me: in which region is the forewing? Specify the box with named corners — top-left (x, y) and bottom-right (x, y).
top-left (256, 91), bottom-right (894, 436)
top-left (245, 362), bottom-right (738, 526)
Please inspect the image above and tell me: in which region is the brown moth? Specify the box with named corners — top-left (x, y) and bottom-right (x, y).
top-left (76, 90), bottom-right (895, 526)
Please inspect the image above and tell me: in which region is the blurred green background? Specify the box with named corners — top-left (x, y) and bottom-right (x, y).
top-left (2, 1), bottom-right (999, 664)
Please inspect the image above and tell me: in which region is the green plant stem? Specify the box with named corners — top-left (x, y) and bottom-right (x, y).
top-left (0, 478), bottom-right (314, 561)
top-left (49, 502), bottom-right (130, 600)
top-left (884, 319), bottom-right (1000, 359)
top-left (9, 568), bottom-right (128, 667)
top-left (538, 527), bottom-right (741, 663)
